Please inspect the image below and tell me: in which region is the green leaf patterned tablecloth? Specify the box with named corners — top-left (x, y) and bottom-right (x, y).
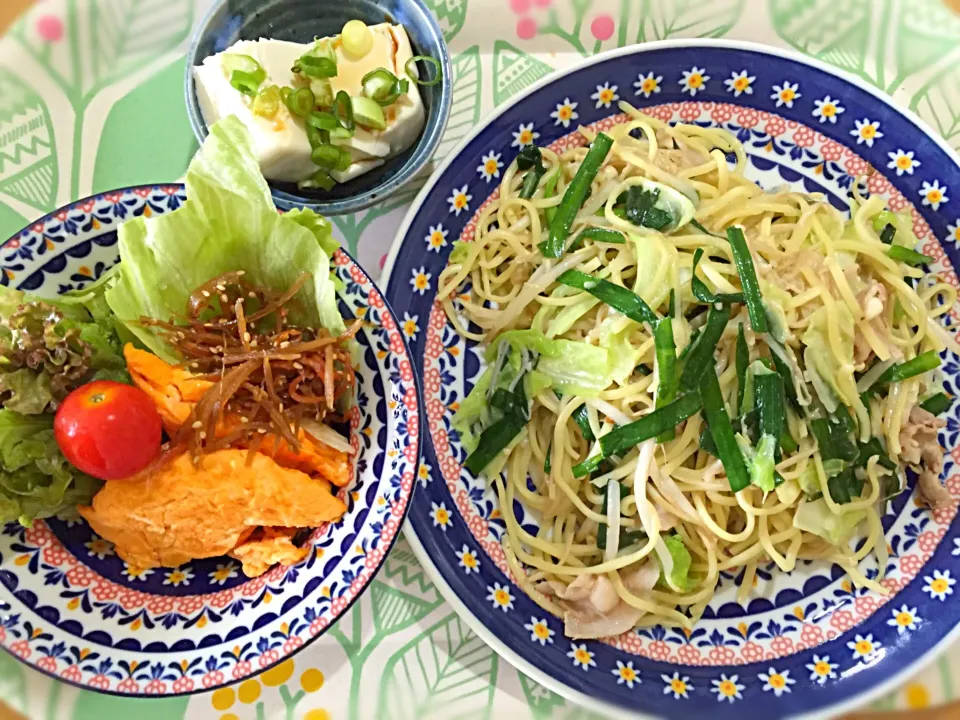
top-left (2, 0), bottom-right (960, 717)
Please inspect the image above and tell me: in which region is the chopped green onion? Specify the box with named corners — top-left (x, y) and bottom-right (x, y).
top-left (865, 351), bottom-right (941, 397)
top-left (543, 441), bottom-right (552, 473)
top-left (736, 324), bottom-right (748, 413)
top-left (691, 248), bottom-right (744, 304)
top-left (298, 169), bottom-right (337, 191)
top-left (780, 428), bottom-right (798, 454)
top-left (280, 86), bottom-right (292, 104)
top-left (809, 416), bottom-right (859, 465)
top-left (464, 377), bottom-right (528, 474)
top-left (286, 87), bottom-right (315, 117)
top-left (655, 318), bottom-right (678, 442)
top-left (571, 404), bottom-right (595, 442)
top-left (222, 53), bottom-right (266, 80)
top-left (573, 393), bottom-right (703, 476)
top-left (542, 173), bottom-right (559, 224)
top-left (252, 85), bottom-right (281, 118)
top-left (755, 372), bottom-right (785, 461)
top-left (769, 349), bottom-right (799, 408)
top-left (579, 228), bottom-right (625, 244)
top-left (636, 363), bottom-right (653, 376)
top-left (298, 55), bottom-right (338, 78)
top-left (399, 78), bottom-right (410, 93)
top-left (540, 133), bottom-right (613, 258)
top-left (362, 68), bottom-right (402, 105)
top-left (920, 392), bottom-right (953, 416)
top-left (311, 144), bottom-right (343, 170)
top-left (888, 245), bottom-right (933, 266)
top-left (679, 305), bottom-right (731, 390)
top-left (516, 145), bottom-right (542, 171)
top-left (668, 289), bottom-right (676, 317)
top-left (341, 19), bottom-right (374, 57)
top-left (690, 218), bottom-right (722, 237)
top-left (405, 55), bottom-right (442, 86)
top-left (855, 437), bottom-right (896, 471)
top-left (557, 269), bottom-right (659, 326)
top-left (306, 124), bottom-right (325, 150)
top-left (351, 95), bottom-right (385, 130)
top-left (596, 480), bottom-right (620, 550)
top-left (519, 164), bottom-right (546, 200)
top-left (700, 367), bottom-right (750, 492)
top-left (727, 227), bottom-right (767, 333)
top-left (230, 70), bottom-right (263, 97)
top-left (307, 111), bottom-right (338, 131)
top-left (334, 90), bottom-right (356, 131)
top-left (879, 223), bottom-right (896, 245)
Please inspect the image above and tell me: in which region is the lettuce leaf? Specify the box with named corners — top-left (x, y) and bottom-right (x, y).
top-left (0, 410), bottom-right (100, 526)
top-left (105, 116), bottom-right (344, 361)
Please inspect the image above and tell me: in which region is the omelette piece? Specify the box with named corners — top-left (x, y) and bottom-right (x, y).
top-left (78, 449), bottom-right (346, 570)
top-left (125, 345), bottom-right (214, 431)
top-left (230, 527), bottom-right (311, 577)
top-left (124, 345), bottom-right (351, 485)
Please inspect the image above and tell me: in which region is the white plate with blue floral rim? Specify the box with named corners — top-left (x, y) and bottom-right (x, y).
top-left (0, 185), bottom-right (421, 697)
top-left (380, 39), bottom-right (960, 719)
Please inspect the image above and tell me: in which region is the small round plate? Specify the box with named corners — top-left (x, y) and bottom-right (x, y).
top-left (0, 185), bottom-right (421, 697)
top-left (381, 40), bottom-right (960, 719)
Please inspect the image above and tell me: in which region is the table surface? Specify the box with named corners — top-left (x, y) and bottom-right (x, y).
top-left (4, 1), bottom-right (960, 718)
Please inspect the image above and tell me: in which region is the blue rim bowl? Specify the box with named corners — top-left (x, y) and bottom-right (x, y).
top-left (184, 0), bottom-right (451, 215)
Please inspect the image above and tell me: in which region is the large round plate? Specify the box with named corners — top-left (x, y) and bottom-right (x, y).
top-left (381, 40), bottom-right (960, 718)
top-left (0, 185), bottom-right (420, 696)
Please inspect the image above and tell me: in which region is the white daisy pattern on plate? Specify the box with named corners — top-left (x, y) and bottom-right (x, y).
top-left (613, 660), bottom-right (640, 688)
top-left (923, 569), bottom-right (956, 601)
top-left (847, 633), bottom-right (880, 660)
top-left (209, 563), bottom-right (238, 586)
top-left (487, 582), bottom-right (514, 612)
top-left (724, 70), bottom-right (755, 97)
top-left (921, 180), bottom-right (949, 210)
top-left (512, 122), bottom-right (539, 148)
top-left (477, 150), bottom-right (503, 183)
top-left (524, 617), bottom-right (554, 645)
top-left (954, 537), bottom-right (960, 555)
top-left (591, 82), bottom-right (619, 108)
top-left (448, 184), bottom-right (472, 215)
top-left (662, 671), bottom-right (693, 699)
top-left (429, 501), bottom-right (452, 530)
top-left (567, 643), bottom-right (596, 671)
top-left (417, 462), bottom-right (432, 485)
top-left (410, 267), bottom-right (432, 295)
top-left (122, 564), bottom-right (153, 582)
top-left (770, 81), bottom-right (801, 108)
top-left (551, 98), bottom-right (579, 128)
top-left (633, 72), bottom-right (662, 98)
top-left (812, 95), bottom-right (845, 123)
top-left (888, 149), bottom-right (921, 176)
top-left (711, 674), bottom-right (744, 703)
top-left (85, 537), bottom-right (114, 560)
top-left (401, 312), bottom-right (419, 339)
top-left (947, 221), bottom-right (960, 244)
top-left (889, 604), bottom-right (920, 634)
top-left (164, 567), bottom-right (194, 588)
top-left (679, 66), bottom-right (709, 96)
top-left (851, 118), bottom-right (883, 147)
top-left (457, 544), bottom-right (479, 574)
top-left (425, 223), bottom-right (448, 252)
top-left (806, 655), bottom-right (838, 684)
top-left (758, 668), bottom-right (795, 696)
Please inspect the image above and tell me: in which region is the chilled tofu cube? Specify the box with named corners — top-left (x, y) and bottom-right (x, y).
top-left (192, 23), bottom-right (426, 187)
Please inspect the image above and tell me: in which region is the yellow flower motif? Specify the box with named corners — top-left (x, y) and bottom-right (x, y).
top-left (525, 616), bottom-right (554, 645)
top-left (425, 224), bottom-right (448, 251)
top-left (567, 643), bottom-right (595, 670)
top-left (401, 312), bottom-right (419, 338)
top-left (712, 673), bottom-right (744, 702)
top-left (662, 671), bottom-right (692, 698)
top-left (458, 545), bottom-right (479, 574)
top-left (550, 98), bottom-right (579, 128)
top-left (613, 661), bottom-right (638, 688)
top-left (487, 582), bottom-right (515, 611)
top-left (85, 537), bottom-right (114, 559)
top-left (771, 81), bottom-right (801, 108)
top-left (430, 501), bottom-right (451, 529)
top-left (591, 82), bottom-right (619, 109)
top-left (633, 72), bottom-right (661, 98)
top-left (512, 122), bottom-right (539, 148)
top-left (680, 67), bottom-right (709, 96)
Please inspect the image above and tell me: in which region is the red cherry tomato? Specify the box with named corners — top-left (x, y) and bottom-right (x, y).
top-left (54, 380), bottom-right (162, 480)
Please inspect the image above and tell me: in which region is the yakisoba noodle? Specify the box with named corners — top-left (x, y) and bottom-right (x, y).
top-left (438, 101), bottom-right (959, 638)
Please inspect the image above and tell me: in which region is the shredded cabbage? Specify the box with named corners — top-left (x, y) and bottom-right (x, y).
top-left (793, 497), bottom-right (865, 545)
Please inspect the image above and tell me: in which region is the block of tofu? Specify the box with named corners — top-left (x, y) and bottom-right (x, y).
top-left (192, 23), bottom-right (426, 185)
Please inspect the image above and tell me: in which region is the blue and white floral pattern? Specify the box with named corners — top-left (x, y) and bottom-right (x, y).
top-left (383, 44), bottom-right (960, 719)
top-left (0, 185), bottom-right (420, 696)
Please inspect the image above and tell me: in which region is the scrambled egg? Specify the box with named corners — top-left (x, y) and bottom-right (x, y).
top-left (83, 346), bottom-right (355, 576)
top-left (79, 450), bottom-right (346, 571)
